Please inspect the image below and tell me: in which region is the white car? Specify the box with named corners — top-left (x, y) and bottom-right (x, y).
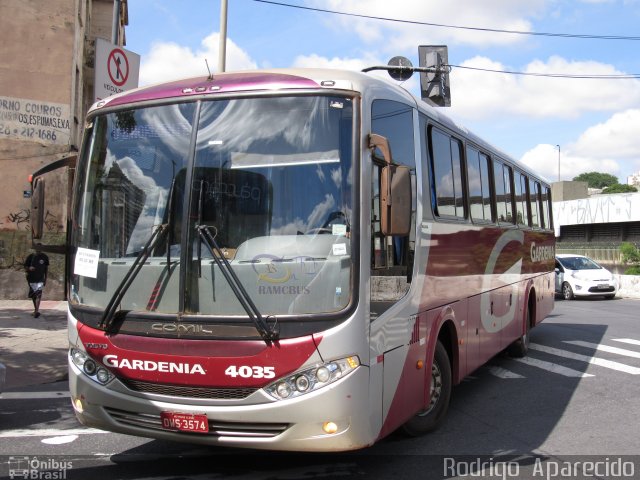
top-left (555, 254), bottom-right (618, 300)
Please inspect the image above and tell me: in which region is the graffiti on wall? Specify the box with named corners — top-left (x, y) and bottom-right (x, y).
top-left (553, 194), bottom-right (640, 235)
top-left (1, 208), bottom-right (62, 270)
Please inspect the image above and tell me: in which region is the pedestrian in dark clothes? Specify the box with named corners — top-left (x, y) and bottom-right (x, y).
top-left (24, 247), bottom-right (49, 318)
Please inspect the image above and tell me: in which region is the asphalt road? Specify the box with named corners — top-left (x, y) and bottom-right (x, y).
top-left (1, 298), bottom-right (639, 480)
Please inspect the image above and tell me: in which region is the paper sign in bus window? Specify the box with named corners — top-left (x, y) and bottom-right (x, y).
top-left (74, 248), bottom-right (100, 278)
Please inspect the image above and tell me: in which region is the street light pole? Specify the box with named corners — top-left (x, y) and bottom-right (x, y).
top-left (218, 0), bottom-right (228, 73)
top-left (556, 144), bottom-right (561, 182)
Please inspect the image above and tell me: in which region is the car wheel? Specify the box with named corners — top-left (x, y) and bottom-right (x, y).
top-left (605, 294), bottom-right (615, 300)
top-left (562, 282), bottom-right (574, 300)
top-left (508, 307), bottom-right (531, 358)
top-left (402, 340), bottom-right (452, 436)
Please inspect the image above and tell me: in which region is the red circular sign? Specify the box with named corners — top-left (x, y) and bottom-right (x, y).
top-left (107, 48), bottom-right (130, 87)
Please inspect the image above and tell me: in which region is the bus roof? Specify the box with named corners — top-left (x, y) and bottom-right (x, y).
top-left (90, 68), bottom-right (548, 185)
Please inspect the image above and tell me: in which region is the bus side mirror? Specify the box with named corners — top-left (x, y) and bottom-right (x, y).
top-left (380, 164), bottom-right (411, 236)
top-left (31, 177), bottom-right (45, 239)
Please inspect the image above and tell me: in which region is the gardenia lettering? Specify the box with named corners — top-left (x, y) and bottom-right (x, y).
top-left (102, 354), bottom-right (206, 375)
top-left (530, 242), bottom-right (555, 263)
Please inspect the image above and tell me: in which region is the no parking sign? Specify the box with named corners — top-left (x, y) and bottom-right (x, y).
top-left (94, 38), bottom-right (140, 102)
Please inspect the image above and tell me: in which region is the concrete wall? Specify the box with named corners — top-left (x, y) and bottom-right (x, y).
top-left (616, 275), bottom-right (640, 299)
top-left (551, 181), bottom-right (588, 202)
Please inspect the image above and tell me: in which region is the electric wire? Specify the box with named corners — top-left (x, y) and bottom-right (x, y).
top-left (252, 0), bottom-right (640, 41)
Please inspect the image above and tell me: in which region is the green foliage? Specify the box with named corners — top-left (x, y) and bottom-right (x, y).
top-left (620, 242), bottom-right (640, 265)
top-left (602, 184), bottom-right (638, 194)
top-left (573, 172), bottom-right (618, 189)
top-left (624, 266), bottom-right (640, 275)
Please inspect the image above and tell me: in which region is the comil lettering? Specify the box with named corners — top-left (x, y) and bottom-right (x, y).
top-left (103, 354), bottom-right (206, 375)
top-left (530, 242), bottom-right (555, 262)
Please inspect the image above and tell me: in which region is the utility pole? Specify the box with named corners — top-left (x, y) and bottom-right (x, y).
top-left (218, 0), bottom-right (228, 73)
top-left (556, 144), bottom-right (561, 182)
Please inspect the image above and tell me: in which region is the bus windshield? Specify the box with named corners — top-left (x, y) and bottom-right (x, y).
top-left (71, 95), bottom-right (355, 318)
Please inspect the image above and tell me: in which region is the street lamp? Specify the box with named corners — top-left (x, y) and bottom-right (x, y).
top-left (556, 144), bottom-right (561, 182)
top-left (218, 0), bottom-right (228, 73)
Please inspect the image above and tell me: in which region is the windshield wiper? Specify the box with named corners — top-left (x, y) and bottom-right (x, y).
top-left (100, 223), bottom-right (169, 333)
top-left (197, 224), bottom-right (279, 344)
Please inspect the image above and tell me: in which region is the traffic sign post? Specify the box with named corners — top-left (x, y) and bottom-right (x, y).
top-left (94, 38), bottom-right (140, 102)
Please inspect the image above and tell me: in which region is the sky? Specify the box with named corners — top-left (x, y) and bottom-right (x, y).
top-left (124, 0), bottom-right (640, 184)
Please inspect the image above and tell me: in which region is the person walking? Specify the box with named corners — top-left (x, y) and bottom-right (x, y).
top-left (24, 247), bottom-right (49, 318)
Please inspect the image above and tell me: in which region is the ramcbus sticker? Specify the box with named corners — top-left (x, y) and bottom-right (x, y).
top-left (102, 354), bottom-right (206, 375)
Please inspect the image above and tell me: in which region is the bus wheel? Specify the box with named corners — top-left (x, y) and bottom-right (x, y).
top-left (402, 340), bottom-right (452, 436)
top-left (562, 282), bottom-right (574, 300)
top-left (508, 308), bottom-right (531, 358)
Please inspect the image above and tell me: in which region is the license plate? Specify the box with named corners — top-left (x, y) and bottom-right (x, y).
top-left (597, 284), bottom-right (609, 289)
top-left (160, 412), bottom-right (209, 433)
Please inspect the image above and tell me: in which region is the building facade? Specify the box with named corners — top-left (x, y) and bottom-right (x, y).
top-left (0, 0), bottom-right (128, 299)
top-left (553, 183), bottom-right (640, 273)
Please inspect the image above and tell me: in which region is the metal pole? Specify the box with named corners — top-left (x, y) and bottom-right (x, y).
top-left (112, 0), bottom-right (121, 44)
top-left (218, 0), bottom-right (228, 73)
top-left (556, 144), bottom-right (561, 182)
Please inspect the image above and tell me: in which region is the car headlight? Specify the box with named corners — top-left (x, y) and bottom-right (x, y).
top-left (70, 348), bottom-right (114, 385)
top-left (265, 356), bottom-right (359, 400)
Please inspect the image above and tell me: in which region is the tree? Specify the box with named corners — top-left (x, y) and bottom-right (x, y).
top-left (620, 242), bottom-right (640, 275)
top-left (573, 172), bottom-right (618, 189)
top-left (602, 184), bottom-right (638, 194)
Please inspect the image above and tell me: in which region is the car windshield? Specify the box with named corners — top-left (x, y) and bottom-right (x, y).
top-left (559, 256), bottom-right (602, 271)
top-left (70, 95), bottom-right (355, 318)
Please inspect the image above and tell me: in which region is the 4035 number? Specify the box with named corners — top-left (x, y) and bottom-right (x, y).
top-left (224, 365), bottom-right (275, 379)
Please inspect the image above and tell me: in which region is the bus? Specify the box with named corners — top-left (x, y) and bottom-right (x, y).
top-left (33, 67), bottom-right (555, 451)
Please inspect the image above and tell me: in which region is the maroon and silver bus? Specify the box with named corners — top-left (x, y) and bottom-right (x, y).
top-left (54, 68), bottom-right (554, 451)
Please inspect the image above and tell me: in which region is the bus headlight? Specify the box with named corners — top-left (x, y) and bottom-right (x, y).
top-left (265, 356), bottom-right (360, 400)
top-left (70, 348), bottom-right (114, 386)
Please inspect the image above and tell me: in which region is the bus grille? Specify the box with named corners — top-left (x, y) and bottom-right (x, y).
top-left (104, 407), bottom-right (289, 438)
top-left (120, 378), bottom-right (257, 400)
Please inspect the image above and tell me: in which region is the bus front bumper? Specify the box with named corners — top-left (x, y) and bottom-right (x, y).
top-left (69, 359), bottom-right (375, 452)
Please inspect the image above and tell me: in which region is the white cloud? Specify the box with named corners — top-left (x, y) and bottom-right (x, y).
top-left (139, 32), bottom-right (257, 86)
top-left (521, 109), bottom-right (640, 182)
top-left (571, 109), bottom-right (640, 159)
top-left (312, 0), bottom-right (545, 50)
top-left (449, 56), bottom-right (640, 120)
top-left (292, 53), bottom-right (382, 72)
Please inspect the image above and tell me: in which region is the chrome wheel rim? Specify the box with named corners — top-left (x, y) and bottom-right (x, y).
top-left (418, 361), bottom-right (442, 417)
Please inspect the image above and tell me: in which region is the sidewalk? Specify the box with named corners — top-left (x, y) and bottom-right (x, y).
top-left (0, 300), bottom-right (68, 391)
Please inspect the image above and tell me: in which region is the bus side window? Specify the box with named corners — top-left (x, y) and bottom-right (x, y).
top-left (494, 160), bottom-right (514, 224)
top-left (529, 179), bottom-right (540, 228)
top-left (429, 127), bottom-right (465, 219)
top-left (541, 186), bottom-right (552, 230)
top-left (370, 100), bottom-right (417, 308)
top-left (514, 170), bottom-right (528, 226)
top-left (466, 146), bottom-right (492, 223)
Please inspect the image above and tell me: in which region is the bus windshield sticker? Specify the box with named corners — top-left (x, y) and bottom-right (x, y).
top-left (332, 243), bottom-right (347, 256)
top-left (332, 224), bottom-right (347, 236)
top-left (74, 247), bottom-right (100, 278)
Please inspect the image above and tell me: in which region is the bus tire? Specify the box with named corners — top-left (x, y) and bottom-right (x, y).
top-left (508, 307), bottom-right (531, 358)
top-left (402, 340), bottom-right (452, 436)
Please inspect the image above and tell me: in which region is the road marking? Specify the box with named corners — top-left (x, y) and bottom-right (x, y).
top-left (564, 340), bottom-right (640, 359)
top-left (0, 391), bottom-right (69, 400)
top-left (487, 366), bottom-right (525, 379)
top-left (513, 356), bottom-right (594, 377)
top-left (42, 435), bottom-right (79, 445)
top-left (530, 343), bottom-right (640, 375)
top-left (0, 428), bottom-right (106, 438)
top-left (612, 338), bottom-right (640, 347)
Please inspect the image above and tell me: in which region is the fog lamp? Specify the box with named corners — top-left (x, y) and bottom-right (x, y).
top-left (72, 397), bottom-right (84, 413)
top-left (322, 421), bottom-right (338, 434)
